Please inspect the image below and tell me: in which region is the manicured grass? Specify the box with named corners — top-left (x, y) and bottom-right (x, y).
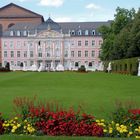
top-left (0, 71), bottom-right (140, 119)
top-left (0, 135), bottom-right (135, 140)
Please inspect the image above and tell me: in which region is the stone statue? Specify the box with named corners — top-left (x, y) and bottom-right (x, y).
top-left (31, 64), bottom-right (38, 71)
top-left (107, 62), bottom-right (112, 72)
top-left (38, 63), bottom-right (45, 72)
top-left (56, 63), bottom-right (64, 71)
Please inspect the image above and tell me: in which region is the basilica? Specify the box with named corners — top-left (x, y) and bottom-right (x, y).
top-left (0, 3), bottom-right (111, 71)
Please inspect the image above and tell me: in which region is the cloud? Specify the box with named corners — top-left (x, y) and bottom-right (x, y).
top-left (39, 0), bottom-right (64, 7)
top-left (86, 3), bottom-right (101, 10)
top-left (54, 17), bottom-right (72, 22)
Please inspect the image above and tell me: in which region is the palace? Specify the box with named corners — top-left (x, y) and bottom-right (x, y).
top-left (0, 3), bottom-right (111, 71)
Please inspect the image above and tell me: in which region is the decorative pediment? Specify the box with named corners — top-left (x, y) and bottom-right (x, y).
top-left (36, 30), bottom-right (63, 38)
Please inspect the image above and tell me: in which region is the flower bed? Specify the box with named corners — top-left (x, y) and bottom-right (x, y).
top-left (0, 97), bottom-right (140, 138)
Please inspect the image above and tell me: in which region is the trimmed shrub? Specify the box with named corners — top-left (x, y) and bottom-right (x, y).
top-left (104, 57), bottom-right (139, 75)
top-left (78, 65), bottom-right (86, 72)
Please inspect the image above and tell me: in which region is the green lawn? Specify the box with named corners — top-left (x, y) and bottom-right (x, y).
top-left (0, 72), bottom-right (140, 140)
top-left (0, 71), bottom-right (140, 119)
top-left (0, 135), bottom-right (136, 140)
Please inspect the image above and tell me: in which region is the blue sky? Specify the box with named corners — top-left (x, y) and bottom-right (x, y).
top-left (0, 0), bottom-right (140, 22)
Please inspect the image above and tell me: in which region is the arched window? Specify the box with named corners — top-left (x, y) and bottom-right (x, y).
top-left (8, 23), bottom-right (15, 28)
top-left (71, 30), bottom-right (75, 35)
top-left (23, 30), bottom-right (27, 36)
top-left (92, 30), bottom-right (95, 35)
top-left (85, 30), bottom-right (88, 35)
top-left (78, 30), bottom-right (82, 35)
top-left (10, 31), bottom-right (14, 36)
top-left (17, 30), bottom-right (21, 36)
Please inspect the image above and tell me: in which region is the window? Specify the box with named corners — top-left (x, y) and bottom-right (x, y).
top-left (17, 30), bottom-right (21, 36)
top-left (99, 40), bottom-right (103, 45)
top-left (78, 51), bottom-right (81, 57)
top-left (24, 51), bottom-right (27, 57)
top-left (30, 51), bottom-right (34, 58)
top-left (85, 30), bottom-right (88, 35)
top-left (89, 62), bottom-right (92, 67)
top-left (11, 61), bottom-right (14, 66)
top-left (78, 41), bottom-right (81, 46)
top-left (17, 41), bottom-right (20, 47)
top-left (56, 48), bottom-right (60, 57)
top-left (99, 50), bottom-right (101, 57)
top-left (78, 30), bottom-right (82, 35)
top-left (71, 30), bottom-right (75, 35)
top-left (30, 61), bottom-right (34, 66)
top-left (24, 41), bottom-right (27, 47)
top-left (17, 61), bottom-right (21, 66)
top-left (17, 51), bottom-right (20, 57)
top-left (11, 51), bottom-right (14, 57)
top-left (92, 40), bottom-right (95, 46)
top-left (75, 62), bottom-right (78, 67)
top-left (24, 61), bottom-right (27, 67)
top-left (23, 31), bottom-right (27, 36)
top-left (4, 51), bottom-right (7, 57)
top-left (4, 41), bottom-right (7, 48)
top-left (91, 50), bottom-right (95, 57)
top-left (92, 30), bottom-right (95, 35)
top-left (4, 61), bottom-right (7, 66)
top-left (10, 31), bottom-right (14, 36)
top-left (10, 41), bottom-right (13, 48)
top-left (85, 51), bottom-right (88, 57)
top-left (71, 51), bottom-right (74, 57)
top-left (85, 40), bottom-right (88, 46)
top-left (64, 50), bottom-right (68, 57)
top-left (38, 52), bottom-right (42, 57)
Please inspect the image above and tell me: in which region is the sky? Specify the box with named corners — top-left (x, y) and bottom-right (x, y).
top-left (0, 0), bottom-right (140, 22)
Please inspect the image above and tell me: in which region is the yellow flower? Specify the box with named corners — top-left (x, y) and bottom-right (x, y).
top-left (116, 123), bottom-right (119, 127)
top-left (130, 124), bottom-right (132, 127)
top-left (13, 125), bottom-right (17, 130)
top-left (24, 126), bottom-right (27, 129)
top-left (11, 129), bottom-right (15, 133)
top-left (24, 120), bottom-right (27, 123)
top-left (136, 136), bottom-right (140, 139)
top-left (101, 119), bottom-right (105, 122)
top-left (109, 129), bottom-right (113, 134)
top-left (129, 131), bottom-right (133, 135)
top-left (17, 124), bottom-right (21, 127)
top-left (103, 129), bottom-right (107, 133)
top-left (96, 120), bottom-right (100, 123)
top-left (14, 117), bottom-right (18, 120)
top-left (111, 121), bottom-right (114, 124)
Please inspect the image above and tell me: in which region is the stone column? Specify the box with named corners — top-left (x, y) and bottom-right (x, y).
top-left (138, 58), bottom-right (140, 76)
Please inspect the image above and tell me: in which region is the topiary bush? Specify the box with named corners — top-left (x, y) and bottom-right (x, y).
top-left (78, 65), bottom-right (86, 72)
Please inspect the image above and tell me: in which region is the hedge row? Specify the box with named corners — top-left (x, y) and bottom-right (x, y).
top-left (104, 57), bottom-right (140, 75)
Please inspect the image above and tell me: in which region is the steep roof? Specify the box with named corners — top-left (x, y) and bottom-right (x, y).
top-left (37, 17), bottom-right (61, 32)
top-left (0, 3), bottom-right (44, 21)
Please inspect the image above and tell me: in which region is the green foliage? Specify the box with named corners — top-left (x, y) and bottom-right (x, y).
top-left (78, 65), bottom-right (86, 72)
top-left (104, 57), bottom-right (139, 75)
top-left (99, 7), bottom-right (140, 61)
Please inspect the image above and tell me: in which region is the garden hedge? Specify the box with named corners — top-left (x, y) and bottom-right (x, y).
top-left (104, 57), bottom-right (140, 75)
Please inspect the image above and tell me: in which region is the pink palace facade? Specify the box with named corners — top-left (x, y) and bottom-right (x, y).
top-left (1, 5), bottom-right (111, 71)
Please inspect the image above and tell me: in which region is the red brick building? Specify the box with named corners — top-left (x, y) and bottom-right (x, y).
top-left (0, 3), bottom-right (44, 66)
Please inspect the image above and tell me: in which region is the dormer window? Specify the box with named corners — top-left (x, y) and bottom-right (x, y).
top-left (78, 30), bottom-right (82, 35)
top-left (71, 30), bottom-right (75, 35)
top-left (10, 31), bottom-right (14, 36)
top-left (17, 30), bottom-right (21, 36)
top-left (85, 30), bottom-right (88, 35)
top-left (92, 30), bottom-right (95, 35)
top-left (23, 30), bottom-right (27, 36)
